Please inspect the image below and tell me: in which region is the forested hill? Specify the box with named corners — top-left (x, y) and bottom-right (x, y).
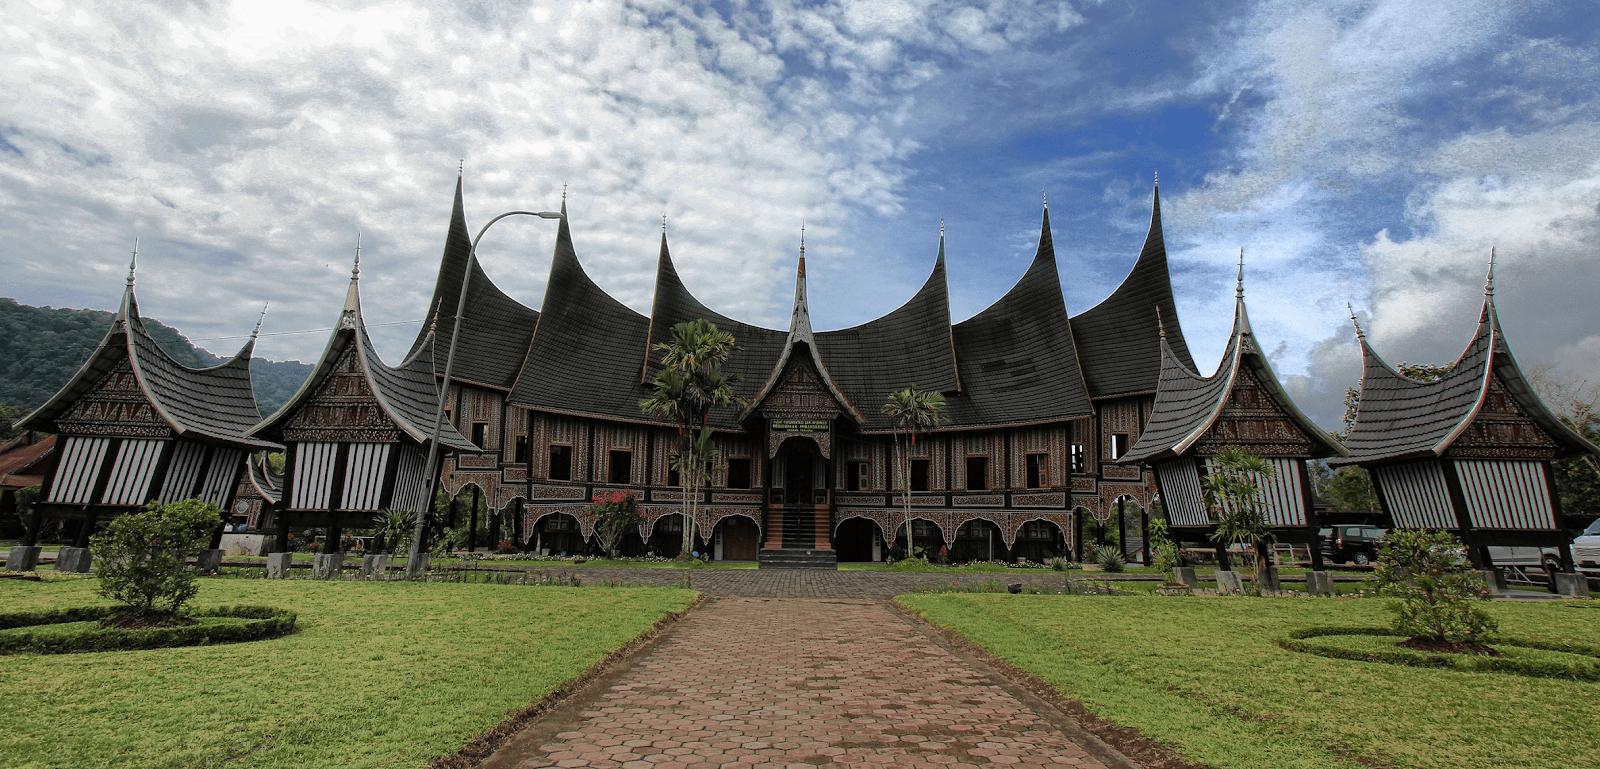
top-left (0, 298), bottom-right (312, 417)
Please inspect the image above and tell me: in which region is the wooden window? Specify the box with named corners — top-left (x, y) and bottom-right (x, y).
top-left (514, 436), bottom-right (529, 465)
top-left (1070, 444), bottom-right (1085, 473)
top-left (548, 445), bottom-right (572, 481)
top-left (608, 450), bottom-right (632, 485)
top-left (966, 456), bottom-right (989, 491)
top-left (1110, 433), bottom-right (1129, 461)
top-left (544, 515), bottom-right (574, 532)
top-left (727, 458), bottom-right (751, 489)
top-left (910, 459), bottom-right (930, 492)
top-left (667, 456), bottom-right (681, 487)
top-left (913, 520), bottom-right (939, 537)
top-left (1026, 453), bottom-right (1048, 488)
top-left (470, 422), bottom-right (488, 449)
top-left (846, 461), bottom-right (867, 491)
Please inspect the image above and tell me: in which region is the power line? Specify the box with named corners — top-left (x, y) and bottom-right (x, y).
top-left (4, 318), bottom-right (427, 352)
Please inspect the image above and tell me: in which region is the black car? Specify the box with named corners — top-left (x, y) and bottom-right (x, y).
top-left (1319, 525), bottom-right (1386, 566)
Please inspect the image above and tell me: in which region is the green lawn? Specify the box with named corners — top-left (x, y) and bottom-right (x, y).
top-left (0, 576), bottom-right (693, 768)
top-left (899, 593), bottom-right (1600, 769)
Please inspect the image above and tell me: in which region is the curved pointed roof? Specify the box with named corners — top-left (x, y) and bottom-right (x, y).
top-left (247, 452), bottom-right (282, 505)
top-left (251, 265), bottom-right (475, 451)
top-left (1070, 183), bottom-right (1196, 399)
top-left (1120, 295), bottom-right (1344, 464)
top-left (508, 205), bottom-right (654, 420)
top-left (642, 232), bottom-right (786, 429)
top-left (816, 235), bottom-right (961, 431)
top-left (740, 247), bottom-right (866, 424)
top-left (945, 208), bottom-right (1093, 427)
top-left (1337, 294), bottom-right (1598, 464)
top-left (410, 176), bottom-right (541, 391)
top-left (21, 274), bottom-right (277, 449)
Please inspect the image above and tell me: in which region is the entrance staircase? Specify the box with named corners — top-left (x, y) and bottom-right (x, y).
top-left (759, 500), bottom-right (837, 569)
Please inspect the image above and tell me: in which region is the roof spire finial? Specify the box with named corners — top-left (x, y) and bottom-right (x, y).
top-left (352, 232), bottom-right (362, 281)
top-left (1042, 189), bottom-right (1048, 210)
top-left (127, 238), bottom-right (139, 287)
top-left (1347, 302), bottom-right (1365, 339)
top-left (1485, 247), bottom-right (1497, 298)
top-left (457, 158), bottom-right (463, 176)
top-left (252, 302), bottom-right (269, 339)
top-left (940, 217), bottom-right (945, 238)
top-left (428, 298), bottom-right (442, 336)
top-left (1235, 247), bottom-right (1245, 299)
top-left (562, 183), bottom-right (567, 204)
top-left (1153, 168), bottom-right (1158, 187)
top-left (1156, 306), bottom-right (1167, 338)
top-left (662, 213), bottom-right (667, 234)
top-left (800, 220), bottom-right (806, 254)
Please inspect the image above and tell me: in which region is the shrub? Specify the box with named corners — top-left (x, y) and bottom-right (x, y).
top-left (1046, 556), bottom-right (1071, 571)
top-left (1372, 528), bottom-right (1497, 645)
top-left (580, 491), bottom-right (643, 558)
top-left (1145, 517), bottom-right (1183, 573)
top-left (91, 499), bottom-right (221, 618)
top-left (1095, 547), bottom-right (1126, 573)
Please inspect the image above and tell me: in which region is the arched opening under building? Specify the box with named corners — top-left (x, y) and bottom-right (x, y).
top-left (646, 513), bottom-right (687, 558)
top-left (833, 516), bottom-right (884, 562)
top-left (952, 519), bottom-right (1006, 563)
top-left (713, 515), bottom-right (762, 561)
top-left (532, 513), bottom-right (585, 556)
top-left (1012, 518), bottom-right (1067, 564)
top-left (891, 518), bottom-right (945, 561)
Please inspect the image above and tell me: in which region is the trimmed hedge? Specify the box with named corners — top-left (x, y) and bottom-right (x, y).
top-left (0, 605), bottom-right (296, 654)
top-left (1277, 626), bottom-right (1600, 681)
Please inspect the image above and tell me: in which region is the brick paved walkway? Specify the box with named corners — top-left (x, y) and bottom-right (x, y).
top-left (481, 598), bottom-right (1122, 769)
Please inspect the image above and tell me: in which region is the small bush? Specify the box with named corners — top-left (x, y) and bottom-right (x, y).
top-left (1046, 556), bottom-right (1071, 571)
top-left (0, 605), bottom-right (296, 654)
top-left (91, 499), bottom-right (222, 618)
top-left (1095, 547), bottom-right (1126, 573)
top-left (1373, 528), bottom-right (1496, 645)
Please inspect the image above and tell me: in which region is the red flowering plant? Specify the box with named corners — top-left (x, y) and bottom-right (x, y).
top-left (581, 490), bottom-right (644, 558)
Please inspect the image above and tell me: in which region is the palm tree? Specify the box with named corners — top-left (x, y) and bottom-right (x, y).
top-left (1202, 445), bottom-right (1277, 587)
top-left (882, 384), bottom-right (945, 560)
top-left (641, 319), bottom-right (740, 556)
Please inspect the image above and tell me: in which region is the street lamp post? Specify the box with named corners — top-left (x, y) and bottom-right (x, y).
top-left (406, 209), bottom-right (563, 577)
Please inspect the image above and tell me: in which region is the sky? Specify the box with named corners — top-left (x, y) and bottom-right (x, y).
top-left (3, 0), bottom-right (1599, 430)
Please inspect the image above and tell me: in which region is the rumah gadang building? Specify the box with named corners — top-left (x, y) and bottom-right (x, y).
top-left (385, 175), bottom-right (1193, 566)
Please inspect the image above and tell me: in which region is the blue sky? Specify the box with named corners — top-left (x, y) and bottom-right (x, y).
top-left (3, 0), bottom-right (1599, 429)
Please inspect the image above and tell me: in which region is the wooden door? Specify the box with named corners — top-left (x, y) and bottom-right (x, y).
top-left (722, 517), bottom-right (759, 561)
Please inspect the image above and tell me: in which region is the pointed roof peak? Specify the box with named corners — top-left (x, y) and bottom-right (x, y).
top-left (351, 232), bottom-right (362, 281)
top-left (252, 302), bottom-right (268, 339)
top-left (1348, 302), bottom-right (1366, 340)
top-left (1153, 169), bottom-right (1158, 188)
top-left (1485, 247), bottom-right (1497, 298)
top-left (1235, 247), bottom-right (1245, 300)
top-left (790, 229), bottom-right (812, 340)
top-left (126, 237), bottom-right (139, 288)
top-left (1042, 189), bottom-right (1048, 210)
top-left (936, 219), bottom-right (946, 267)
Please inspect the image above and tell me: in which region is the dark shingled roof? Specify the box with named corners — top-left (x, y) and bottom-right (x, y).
top-left (816, 238), bottom-right (962, 431)
top-left (1070, 183), bottom-right (1196, 399)
top-left (247, 452), bottom-right (282, 505)
top-left (508, 206), bottom-right (654, 422)
top-left (1120, 296), bottom-right (1343, 464)
top-left (21, 281), bottom-right (277, 449)
top-left (410, 176), bottom-right (541, 391)
top-left (252, 271), bottom-right (475, 451)
top-left (738, 250), bottom-right (865, 424)
top-left (1335, 296), bottom-right (1599, 465)
top-left (642, 234), bottom-right (786, 430)
top-left (943, 209), bottom-right (1093, 428)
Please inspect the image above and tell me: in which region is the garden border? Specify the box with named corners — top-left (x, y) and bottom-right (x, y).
top-left (1276, 626), bottom-right (1600, 681)
top-left (0, 605), bottom-right (297, 654)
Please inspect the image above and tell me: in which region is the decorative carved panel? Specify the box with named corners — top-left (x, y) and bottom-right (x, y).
top-left (952, 495), bottom-right (1004, 507)
top-left (760, 356), bottom-right (841, 458)
top-left (57, 357), bottom-right (173, 439)
top-left (282, 345), bottom-right (401, 443)
top-left (1012, 492), bottom-right (1066, 508)
top-left (531, 485), bottom-right (586, 500)
top-left (1447, 374), bottom-right (1561, 459)
top-left (1193, 364), bottom-right (1313, 457)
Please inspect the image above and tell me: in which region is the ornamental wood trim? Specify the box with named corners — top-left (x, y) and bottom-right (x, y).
top-left (57, 358), bottom-right (173, 439)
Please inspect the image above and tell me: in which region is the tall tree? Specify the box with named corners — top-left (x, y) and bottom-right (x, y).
top-left (1203, 445), bottom-right (1277, 586)
top-left (640, 319), bottom-right (740, 556)
top-left (882, 385), bottom-right (945, 559)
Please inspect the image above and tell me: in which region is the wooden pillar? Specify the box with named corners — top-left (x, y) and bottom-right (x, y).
top-left (489, 505), bottom-right (502, 551)
top-left (275, 506), bottom-right (290, 552)
top-left (208, 521), bottom-right (226, 549)
top-left (1140, 505), bottom-right (1151, 567)
top-left (74, 508), bottom-right (98, 548)
top-left (448, 493), bottom-right (459, 529)
top-left (468, 487), bottom-right (480, 552)
top-left (1214, 539), bottom-right (1232, 571)
top-left (1116, 497), bottom-right (1126, 558)
top-left (512, 499), bottom-right (525, 548)
top-left (322, 519), bottom-right (342, 554)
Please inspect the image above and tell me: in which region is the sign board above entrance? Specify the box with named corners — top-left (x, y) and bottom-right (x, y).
top-left (770, 419), bottom-right (829, 433)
